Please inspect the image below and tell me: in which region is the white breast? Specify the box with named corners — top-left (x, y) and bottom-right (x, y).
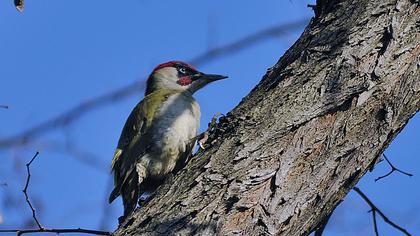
top-left (157, 93), bottom-right (200, 143)
top-left (148, 92), bottom-right (200, 176)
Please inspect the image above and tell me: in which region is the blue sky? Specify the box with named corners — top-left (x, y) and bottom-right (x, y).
top-left (0, 1), bottom-right (418, 235)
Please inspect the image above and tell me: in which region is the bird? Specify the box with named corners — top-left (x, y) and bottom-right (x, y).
top-left (108, 61), bottom-right (227, 223)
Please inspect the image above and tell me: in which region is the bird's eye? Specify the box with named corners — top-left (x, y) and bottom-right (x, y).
top-left (179, 68), bottom-right (187, 74)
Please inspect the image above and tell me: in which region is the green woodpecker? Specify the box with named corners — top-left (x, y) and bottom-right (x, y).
top-left (109, 61), bottom-right (227, 222)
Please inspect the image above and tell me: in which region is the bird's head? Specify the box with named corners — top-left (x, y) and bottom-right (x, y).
top-left (145, 61), bottom-right (227, 95)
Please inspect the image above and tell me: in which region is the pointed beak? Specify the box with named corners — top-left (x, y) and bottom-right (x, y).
top-left (195, 73), bottom-right (228, 82)
top-left (188, 72), bottom-right (228, 93)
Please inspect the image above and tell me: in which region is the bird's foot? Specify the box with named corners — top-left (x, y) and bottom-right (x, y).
top-left (118, 215), bottom-right (127, 225)
top-left (118, 214), bottom-right (136, 228)
top-left (197, 132), bottom-right (209, 150)
top-left (138, 191), bottom-right (152, 206)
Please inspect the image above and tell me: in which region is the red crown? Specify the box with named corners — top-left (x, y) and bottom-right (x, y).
top-left (151, 61), bottom-right (196, 74)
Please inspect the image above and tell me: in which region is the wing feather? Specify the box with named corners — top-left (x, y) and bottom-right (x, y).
top-left (109, 89), bottom-right (178, 203)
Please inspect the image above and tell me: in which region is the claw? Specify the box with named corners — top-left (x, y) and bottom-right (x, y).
top-left (199, 141), bottom-right (206, 150)
top-left (198, 132), bottom-right (209, 150)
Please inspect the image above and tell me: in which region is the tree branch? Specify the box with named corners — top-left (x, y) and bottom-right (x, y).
top-left (314, 206), bottom-right (335, 236)
top-left (371, 207), bottom-right (379, 236)
top-left (0, 151), bottom-right (111, 235)
top-left (114, 0), bottom-right (419, 234)
top-left (188, 19), bottom-right (309, 66)
top-left (0, 80), bottom-right (144, 148)
top-left (0, 228), bottom-right (110, 235)
top-left (375, 154), bottom-right (413, 182)
top-left (353, 187), bottom-right (411, 236)
top-left (0, 105), bottom-right (9, 109)
top-left (22, 151), bottom-right (43, 229)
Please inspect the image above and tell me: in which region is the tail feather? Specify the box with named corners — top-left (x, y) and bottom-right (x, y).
top-left (109, 187), bottom-right (120, 204)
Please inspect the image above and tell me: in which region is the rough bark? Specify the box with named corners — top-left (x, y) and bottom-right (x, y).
top-left (115, 0), bottom-right (419, 235)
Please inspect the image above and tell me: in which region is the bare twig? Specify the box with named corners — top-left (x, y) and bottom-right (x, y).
top-left (375, 153), bottom-right (413, 182)
top-left (0, 19), bottom-right (309, 149)
top-left (23, 151), bottom-right (43, 229)
top-left (189, 19), bottom-right (309, 66)
top-left (0, 151), bottom-right (111, 235)
top-left (0, 228), bottom-right (110, 235)
top-left (0, 80), bottom-right (144, 148)
top-left (370, 208), bottom-right (379, 236)
top-left (0, 105), bottom-right (9, 109)
top-left (353, 187), bottom-right (411, 236)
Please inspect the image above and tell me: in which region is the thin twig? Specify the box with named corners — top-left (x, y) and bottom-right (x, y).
top-left (0, 19), bottom-right (309, 149)
top-left (0, 80), bottom-right (144, 148)
top-left (1, 151), bottom-right (111, 235)
top-left (23, 151), bottom-right (43, 229)
top-left (375, 153), bottom-right (413, 182)
top-left (189, 19), bottom-right (309, 66)
top-left (0, 105), bottom-right (9, 109)
top-left (354, 187), bottom-right (411, 236)
top-left (370, 209), bottom-right (379, 236)
top-left (0, 228), bottom-right (110, 235)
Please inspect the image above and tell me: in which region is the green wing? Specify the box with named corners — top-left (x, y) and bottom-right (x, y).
top-left (109, 89), bottom-right (178, 203)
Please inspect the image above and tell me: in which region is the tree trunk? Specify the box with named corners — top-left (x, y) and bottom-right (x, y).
top-left (115, 0), bottom-right (419, 235)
